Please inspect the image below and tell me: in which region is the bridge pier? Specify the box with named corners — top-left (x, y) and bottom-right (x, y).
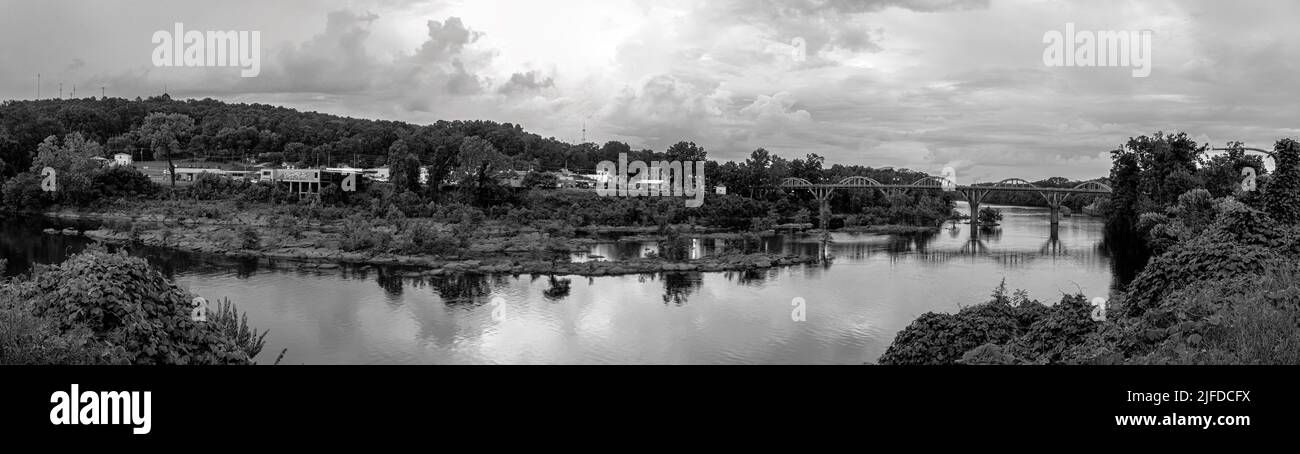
top-left (813, 187), bottom-right (834, 230)
top-left (1046, 192), bottom-right (1065, 226)
top-left (958, 188), bottom-right (992, 240)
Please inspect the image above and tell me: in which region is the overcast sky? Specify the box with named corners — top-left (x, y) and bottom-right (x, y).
top-left (1, 0), bottom-right (1297, 181)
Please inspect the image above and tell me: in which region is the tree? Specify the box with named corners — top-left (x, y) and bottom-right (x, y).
top-left (521, 171), bottom-right (559, 189)
top-left (1262, 139), bottom-right (1300, 224)
top-left (457, 136), bottom-right (511, 189)
top-left (665, 141), bottom-right (707, 162)
top-left (1107, 148), bottom-right (1142, 237)
top-left (1126, 132), bottom-right (1204, 207)
top-left (977, 207), bottom-right (1003, 226)
top-left (283, 142), bottom-right (309, 166)
top-left (387, 139), bottom-right (422, 193)
top-left (138, 113), bottom-right (195, 187)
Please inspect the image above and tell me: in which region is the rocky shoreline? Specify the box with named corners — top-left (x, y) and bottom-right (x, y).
top-left (38, 210), bottom-right (822, 277)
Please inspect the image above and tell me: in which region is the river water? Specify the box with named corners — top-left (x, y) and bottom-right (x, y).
top-left (0, 203), bottom-right (1142, 364)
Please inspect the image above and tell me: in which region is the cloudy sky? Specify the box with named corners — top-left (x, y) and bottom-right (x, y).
top-left (1, 0), bottom-right (1297, 181)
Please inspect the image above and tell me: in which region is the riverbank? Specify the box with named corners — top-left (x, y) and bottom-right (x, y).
top-left (36, 208), bottom-right (823, 277)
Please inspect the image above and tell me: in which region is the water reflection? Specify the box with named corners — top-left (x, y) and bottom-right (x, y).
top-left (0, 205), bottom-right (1145, 364)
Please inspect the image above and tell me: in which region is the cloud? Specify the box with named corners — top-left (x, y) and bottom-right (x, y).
top-left (499, 70), bottom-right (555, 95)
top-left (3, 0), bottom-right (1300, 182)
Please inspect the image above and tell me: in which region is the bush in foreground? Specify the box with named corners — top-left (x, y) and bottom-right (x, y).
top-left (0, 246), bottom-right (269, 365)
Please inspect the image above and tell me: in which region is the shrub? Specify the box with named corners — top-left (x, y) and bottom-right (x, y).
top-left (17, 247), bottom-right (266, 364)
top-left (2, 172), bottom-right (50, 211)
top-left (239, 227), bottom-right (261, 250)
top-left (977, 207), bottom-right (1002, 225)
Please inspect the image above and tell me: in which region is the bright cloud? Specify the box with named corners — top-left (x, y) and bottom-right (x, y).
top-left (2, 0), bottom-right (1298, 181)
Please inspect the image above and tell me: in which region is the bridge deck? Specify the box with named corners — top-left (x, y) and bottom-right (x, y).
top-left (778, 183), bottom-right (1111, 194)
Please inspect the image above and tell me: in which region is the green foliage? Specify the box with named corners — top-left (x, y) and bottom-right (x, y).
top-left (877, 300), bottom-right (1024, 365)
top-left (239, 226), bottom-right (261, 250)
top-left (339, 215), bottom-right (391, 252)
top-left (521, 171), bottom-right (559, 189)
top-left (1, 172), bottom-right (50, 210)
top-left (1122, 201), bottom-right (1292, 318)
top-left (977, 207), bottom-right (1002, 225)
top-left (138, 112), bottom-right (195, 186)
top-left (657, 228), bottom-right (692, 262)
top-left (1107, 148), bottom-right (1143, 236)
top-left (387, 139), bottom-right (422, 193)
top-left (189, 172), bottom-right (245, 200)
top-left (11, 247), bottom-right (266, 364)
top-left (1, 299), bottom-right (108, 365)
top-left (1262, 139), bottom-right (1300, 224)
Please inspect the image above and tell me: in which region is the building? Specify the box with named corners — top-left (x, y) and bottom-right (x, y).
top-left (582, 168), bottom-right (611, 186)
top-left (174, 167), bottom-right (259, 182)
top-left (173, 168), bottom-right (226, 182)
top-left (260, 168), bottom-right (360, 196)
top-left (113, 153), bottom-right (133, 167)
top-left (364, 167), bottom-right (390, 182)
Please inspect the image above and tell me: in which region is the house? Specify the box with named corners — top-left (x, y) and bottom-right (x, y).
top-left (113, 153), bottom-right (133, 167)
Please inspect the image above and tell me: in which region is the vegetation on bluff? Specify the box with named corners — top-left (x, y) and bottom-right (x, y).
top-left (0, 97), bottom-right (958, 231)
top-left (881, 135), bottom-right (1300, 365)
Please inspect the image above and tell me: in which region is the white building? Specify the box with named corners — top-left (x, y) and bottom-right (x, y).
top-left (113, 153), bottom-right (133, 167)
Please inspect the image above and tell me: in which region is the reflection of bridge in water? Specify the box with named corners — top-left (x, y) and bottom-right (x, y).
top-left (776, 224), bottom-right (1107, 271)
top-left (778, 176), bottom-right (1112, 238)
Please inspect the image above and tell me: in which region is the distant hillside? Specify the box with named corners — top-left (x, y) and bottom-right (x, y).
top-left (0, 95), bottom-right (662, 178)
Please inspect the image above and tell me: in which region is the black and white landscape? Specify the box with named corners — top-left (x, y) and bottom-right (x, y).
top-left (1, 0), bottom-right (1298, 365)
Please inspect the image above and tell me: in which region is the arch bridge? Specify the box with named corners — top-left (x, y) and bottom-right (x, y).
top-left (778, 176), bottom-right (1112, 230)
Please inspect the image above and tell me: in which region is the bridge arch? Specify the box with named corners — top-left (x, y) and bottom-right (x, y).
top-left (1070, 181), bottom-right (1112, 192)
top-left (906, 176), bottom-right (953, 190)
top-left (836, 176), bottom-right (886, 188)
top-left (779, 177), bottom-right (815, 189)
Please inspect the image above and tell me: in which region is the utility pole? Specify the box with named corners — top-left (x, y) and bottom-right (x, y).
top-left (36, 74), bottom-right (40, 99)
top-left (102, 86), bottom-right (105, 99)
top-left (59, 83), bottom-right (62, 99)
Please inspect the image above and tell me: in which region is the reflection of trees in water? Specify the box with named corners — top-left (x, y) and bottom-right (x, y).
top-left (659, 272), bottom-right (703, 306)
top-left (1098, 233), bottom-right (1149, 290)
top-left (339, 264), bottom-right (371, 281)
top-left (724, 268), bottom-right (770, 285)
top-left (975, 226), bottom-right (1003, 241)
top-left (429, 272), bottom-right (509, 307)
top-left (231, 257), bottom-right (259, 279)
top-left (374, 268), bottom-right (405, 301)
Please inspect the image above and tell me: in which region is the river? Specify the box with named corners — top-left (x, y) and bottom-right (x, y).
top-left (0, 203), bottom-right (1144, 364)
